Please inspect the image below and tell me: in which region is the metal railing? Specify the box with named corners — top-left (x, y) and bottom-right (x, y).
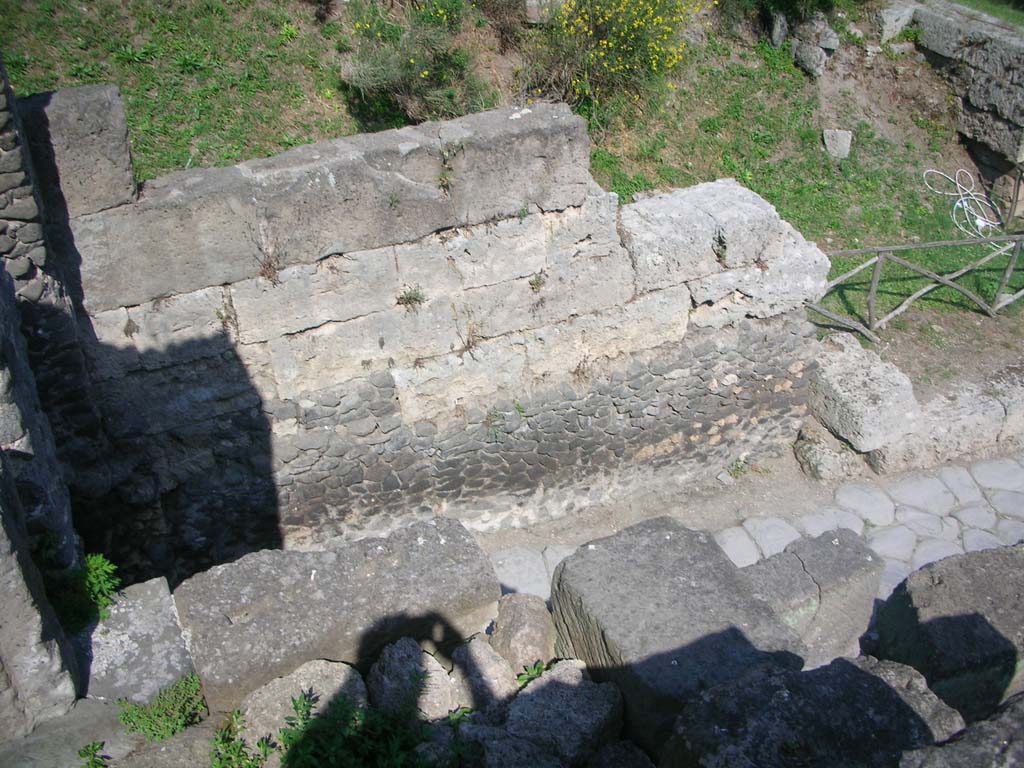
top-left (806, 234), bottom-right (1024, 343)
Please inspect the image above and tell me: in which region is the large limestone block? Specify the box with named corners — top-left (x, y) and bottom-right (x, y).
top-left (75, 576), bottom-right (194, 704)
top-left (551, 517), bottom-right (804, 754)
top-left (874, 543), bottom-right (1024, 722)
top-left (0, 456), bottom-right (78, 743)
top-left (745, 529), bottom-right (883, 667)
top-left (900, 692), bottom-right (1024, 767)
top-left (72, 165), bottom-right (261, 313)
top-left (663, 656), bottom-right (965, 768)
top-left (809, 333), bottom-right (921, 452)
top-left (688, 222), bottom-right (829, 328)
top-left (19, 84), bottom-right (136, 219)
top-left (173, 519), bottom-right (500, 712)
top-left (230, 247), bottom-right (398, 344)
top-left (620, 179), bottom-right (787, 293)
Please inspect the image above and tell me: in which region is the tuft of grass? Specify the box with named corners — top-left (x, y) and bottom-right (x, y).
top-left (117, 673), bottom-right (207, 742)
top-left (396, 285), bottom-right (426, 310)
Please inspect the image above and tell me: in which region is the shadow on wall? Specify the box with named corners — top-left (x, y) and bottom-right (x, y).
top-left (269, 616), bottom-right (990, 767)
top-left (17, 92), bottom-right (281, 587)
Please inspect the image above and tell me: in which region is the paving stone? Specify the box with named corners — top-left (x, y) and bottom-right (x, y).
top-left (886, 476), bottom-right (957, 515)
top-left (491, 547), bottom-right (551, 600)
top-left (541, 545), bottom-right (577, 581)
top-left (714, 526), bottom-right (761, 567)
top-left (896, 508), bottom-right (944, 539)
top-left (937, 465), bottom-right (985, 505)
top-left (963, 529), bottom-right (1004, 553)
top-left (878, 559), bottom-right (912, 599)
top-left (989, 491), bottom-right (1024, 519)
top-left (936, 516), bottom-right (961, 542)
top-left (742, 517), bottom-right (801, 558)
top-left (796, 508), bottom-right (839, 537)
top-left (867, 525), bottom-right (918, 562)
top-left (835, 483), bottom-right (895, 526)
top-left (970, 459), bottom-right (1024, 493)
top-left (953, 504), bottom-right (998, 531)
top-left (912, 539), bottom-right (965, 570)
top-left (834, 508), bottom-right (865, 536)
top-left (996, 519), bottom-right (1024, 545)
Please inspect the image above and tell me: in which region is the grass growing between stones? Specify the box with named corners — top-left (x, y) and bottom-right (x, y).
top-left (952, 0), bottom-right (1024, 27)
top-left (0, 0), bottom-right (355, 180)
top-left (588, 35), bottom-right (1024, 324)
top-left (118, 672), bottom-right (208, 742)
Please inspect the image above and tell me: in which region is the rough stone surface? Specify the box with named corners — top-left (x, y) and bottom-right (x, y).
top-left (551, 518), bottom-right (803, 754)
top-left (742, 516), bottom-right (801, 557)
top-left (116, 720), bottom-right (220, 768)
top-left (0, 698), bottom-right (144, 768)
top-left (868, 524), bottom-right (918, 562)
top-left (74, 576), bottom-right (192, 704)
top-left (18, 85), bottom-right (135, 219)
top-left (888, 476), bottom-right (958, 515)
top-left (240, 659), bottom-right (367, 745)
top-left (875, 543), bottom-right (1024, 722)
top-left (899, 692), bottom-right (1024, 767)
top-left (0, 453), bottom-right (78, 743)
top-left (173, 519), bottom-right (499, 712)
top-left (836, 482), bottom-right (897, 526)
top-left (449, 637), bottom-right (518, 717)
top-left (878, 1), bottom-right (920, 41)
top-left (713, 526), bottom-right (760, 567)
top-left (792, 39), bottom-right (828, 78)
top-left (823, 129), bottom-right (853, 159)
top-left (911, 538), bottom-right (964, 570)
top-left (794, 420), bottom-right (864, 482)
top-left (506, 659), bottom-right (622, 765)
top-left (971, 458), bottom-right (1024, 492)
top-left (663, 656), bottom-right (965, 768)
top-left (489, 594), bottom-right (557, 675)
top-left (809, 333), bottom-right (921, 453)
top-left (368, 637), bottom-right (454, 721)
top-left (491, 547), bottom-right (551, 599)
top-left (587, 740), bottom-right (655, 768)
top-left (481, 735), bottom-right (564, 768)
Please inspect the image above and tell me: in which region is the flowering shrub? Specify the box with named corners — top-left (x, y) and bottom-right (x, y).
top-left (533, 0), bottom-right (706, 110)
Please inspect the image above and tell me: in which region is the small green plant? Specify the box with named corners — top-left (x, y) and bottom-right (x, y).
top-left (397, 285), bottom-right (426, 310)
top-left (39, 552), bottom-right (121, 634)
top-left (484, 410), bottom-right (504, 442)
top-left (279, 21), bottom-right (300, 42)
top-left (446, 706), bottom-right (473, 726)
top-left (77, 742), bottom-right (109, 768)
top-left (528, 273), bottom-right (545, 292)
top-left (210, 711), bottom-right (272, 768)
top-left (387, 192), bottom-right (400, 209)
top-left (514, 401), bottom-right (526, 416)
top-left (517, 205), bottom-right (529, 221)
top-left (516, 660), bottom-right (547, 687)
top-left (727, 458), bottom-right (749, 479)
top-left (117, 673), bottom-right (207, 742)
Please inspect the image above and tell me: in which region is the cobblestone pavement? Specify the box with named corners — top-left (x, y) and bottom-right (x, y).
top-left (490, 452), bottom-right (1024, 601)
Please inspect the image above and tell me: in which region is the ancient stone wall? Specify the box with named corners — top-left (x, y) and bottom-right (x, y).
top-left (16, 92), bottom-right (830, 580)
top-left (0, 61), bottom-right (78, 567)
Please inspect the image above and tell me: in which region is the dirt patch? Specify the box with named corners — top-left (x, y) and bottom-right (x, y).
top-left (873, 303), bottom-right (1024, 401)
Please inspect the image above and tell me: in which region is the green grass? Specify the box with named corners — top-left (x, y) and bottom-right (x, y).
top-left (118, 673), bottom-right (207, 742)
top-left (0, 0), bottom-right (355, 180)
top-left (952, 0), bottom-right (1024, 27)
top-left (589, 37), bottom-right (1024, 325)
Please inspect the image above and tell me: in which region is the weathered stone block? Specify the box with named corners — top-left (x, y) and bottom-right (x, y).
top-left (367, 637), bottom-right (454, 721)
top-left (75, 576), bottom-right (193, 704)
top-left (506, 659), bottom-right (622, 765)
top-left (551, 517), bottom-right (803, 754)
top-left (663, 656), bottom-right (964, 768)
top-left (809, 333), bottom-right (921, 452)
top-left (875, 543), bottom-right (1024, 722)
top-left (173, 519), bottom-right (499, 712)
top-left (0, 456), bottom-right (78, 743)
top-left (240, 659), bottom-right (367, 745)
top-left (18, 85), bottom-right (135, 219)
top-left (489, 593), bottom-right (557, 675)
top-left (72, 166), bottom-right (261, 313)
top-left (900, 692), bottom-right (1024, 767)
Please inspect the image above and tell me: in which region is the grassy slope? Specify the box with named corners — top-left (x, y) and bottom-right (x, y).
top-left (953, 0), bottom-right (1024, 27)
top-left (0, 0), bottom-right (353, 180)
top-left (589, 36), bottom-right (1023, 322)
